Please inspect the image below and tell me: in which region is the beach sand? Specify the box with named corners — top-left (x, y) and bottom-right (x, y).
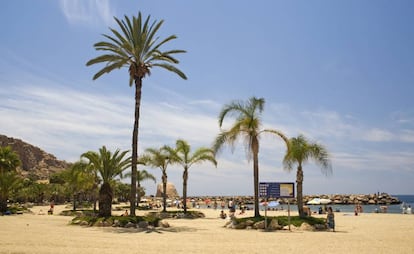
top-left (1, 204), bottom-right (414, 254)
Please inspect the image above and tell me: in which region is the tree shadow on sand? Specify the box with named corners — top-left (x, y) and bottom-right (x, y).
top-left (102, 226), bottom-right (198, 234)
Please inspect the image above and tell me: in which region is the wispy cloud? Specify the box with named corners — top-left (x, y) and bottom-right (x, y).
top-left (59, 0), bottom-right (115, 27)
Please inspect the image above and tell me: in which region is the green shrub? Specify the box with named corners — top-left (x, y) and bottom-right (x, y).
top-left (234, 215), bottom-right (325, 227)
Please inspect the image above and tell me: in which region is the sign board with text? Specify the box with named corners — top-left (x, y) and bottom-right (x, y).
top-left (259, 182), bottom-right (295, 198)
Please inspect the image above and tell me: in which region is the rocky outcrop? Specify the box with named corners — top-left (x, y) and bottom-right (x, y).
top-left (155, 182), bottom-right (179, 198)
top-left (0, 134), bottom-right (69, 179)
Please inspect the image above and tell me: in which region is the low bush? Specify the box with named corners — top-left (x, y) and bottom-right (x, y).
top-left (234, 215), bottom-right (326, 227)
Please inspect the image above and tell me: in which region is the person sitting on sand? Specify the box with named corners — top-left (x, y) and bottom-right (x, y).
top-left (220, 210), bottom-right (227, 219)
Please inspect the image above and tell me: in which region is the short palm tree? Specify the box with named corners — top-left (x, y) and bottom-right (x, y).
top-left (0, 146), bottom-right (21, 174)
top-left (213, 97), bottom-right (289, 217)
top-left (166, 139), bottom-right (217, 214)
top-left (0, 172), bottom-right (22, 213)
top-left (283, 134), bottom-right (332, 217)
top-left (86, 12), bottom-right (187, 215)
top-left (0, 146), bottom-right (21, 213)
top-left (82, 146), bottom-right (131, 217)
top-left (125, 168), bottom-right (156, 205)
top-left (137, 170), bottom-right (156, 203)
top-left (141, 147), bottom-right (170, 212)
top-left (62, 161), bottom-right (95, 211)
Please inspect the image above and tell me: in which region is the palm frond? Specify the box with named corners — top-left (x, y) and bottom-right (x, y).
top-left (151, 63), bottom-right (187, 79)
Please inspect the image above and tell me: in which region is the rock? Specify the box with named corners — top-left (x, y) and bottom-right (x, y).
top-left (233, 222), bottom-right (247, 229)
top-left (314, 224), bottom-right (327, 231)
top-left (125, 222), bottom-right (136, 228)
top-left (155, 182), bottom-right (179, 198)
top-left (269, 219), bottom-right (282, 230)
top-left (138, 221), bottom-right (149, 229)
top-left (79, 221), bottom-right (89, 226)
top-left (113, 220), bottom-right (120, 227)
top-left (299, 223), bottom-right (314, 231)
top-left (160, 220), bottom-right (170, 228)
top-left (245, 220), bottom-right (255, 227)
top-left (224, 220), bottom-right (232, 228)
top-left (253, 220), bottom-right (265, 230)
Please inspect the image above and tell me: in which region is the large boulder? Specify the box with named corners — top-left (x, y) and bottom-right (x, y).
top-left (155, 182), bottom-right (179, 198)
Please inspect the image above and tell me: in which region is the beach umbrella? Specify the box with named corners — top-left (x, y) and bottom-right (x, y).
top-left (319, 198), bottom-right (332, 205)
top-left (307, 198), bottom-right (321, 205)
top-left (307, 198), bottom-right (332, 205)
top-left (268, 201), bottom-right (280, 207)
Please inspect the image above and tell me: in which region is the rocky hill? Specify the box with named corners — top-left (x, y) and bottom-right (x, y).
top-left (0, 134), bottom-right (69, 180)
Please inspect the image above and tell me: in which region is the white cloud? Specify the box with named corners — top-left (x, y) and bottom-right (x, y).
top-left (363, 128), bottom-right (394, 142)
top-left (59, 0), bottom-right (115, 27)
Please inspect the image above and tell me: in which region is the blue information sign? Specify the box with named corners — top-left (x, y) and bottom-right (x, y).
top-left (259, 182), bottom-right (295, 198)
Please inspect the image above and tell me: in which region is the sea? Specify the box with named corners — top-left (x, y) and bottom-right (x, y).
top-left (266, 195), bottom-right (414, 214)
top-left (200, 195), bottom-right (414, 214)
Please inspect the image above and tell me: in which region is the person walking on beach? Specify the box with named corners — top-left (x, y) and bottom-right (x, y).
top-left (327, 206), bottom-right (335, 232)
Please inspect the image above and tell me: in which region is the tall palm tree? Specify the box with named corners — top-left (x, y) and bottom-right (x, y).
top-left (142, 147), bottom-right (170, 212)
top-left (213, 97), bottom-right (289, 217)
top-left (82, 146), bottom-right (131, 217)
top-left (283, 134), bottom-right (332, 217)
top-left (0, 146), bottom-right (21, 213)
top-left (86, 12), bottom-right (187, 216)
top-left (165, 139), bottom-right (217, 214)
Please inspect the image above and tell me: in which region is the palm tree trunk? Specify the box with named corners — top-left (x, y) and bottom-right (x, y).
top-left (130, 78), bottom-right (143, 216)
top-left (99, 182), bottom-right (113, 217)
top-left (253, 157), bottom-right (260, 217)
top-left (137, 174), bottom-right (141, 205)
top-left (252, 138), bottom-right (260, 217)
top-left (72, 193), bottom-right (76, 211)
top-left (296, 165), bottom-right (304, 217)
top-left (162, 173), bottom-right (167, 212)
top-left (0, 197), bottom-right (7, 213)
top-left (183, 168), bottom-right (188, 214)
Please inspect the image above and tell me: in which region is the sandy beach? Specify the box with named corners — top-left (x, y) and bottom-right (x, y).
top-left (1, 204), bottom-right (414, 254)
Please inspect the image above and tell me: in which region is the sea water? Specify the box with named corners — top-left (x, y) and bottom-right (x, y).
top-left (270, 195), bottom-right (414, 214)
top-left (216, 195), bottom-right (414, 214)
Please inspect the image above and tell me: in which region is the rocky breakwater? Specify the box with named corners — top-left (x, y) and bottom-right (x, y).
top-left (277, 193), bottom-right (401, 205)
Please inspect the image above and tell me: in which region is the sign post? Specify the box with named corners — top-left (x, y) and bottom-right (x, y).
top-left (259, 182), bottom-right (295, 231)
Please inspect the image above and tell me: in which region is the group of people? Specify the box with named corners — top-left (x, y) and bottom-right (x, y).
top-left (354, 203), bottom-right (363, 215)
top-left (402, 204), bottom-right (412, 214)
top-left (219, 199), bottom-right (237, 219)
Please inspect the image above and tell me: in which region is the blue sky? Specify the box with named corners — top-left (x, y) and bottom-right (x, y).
top-left (1, 0), bottom-right (414, 196)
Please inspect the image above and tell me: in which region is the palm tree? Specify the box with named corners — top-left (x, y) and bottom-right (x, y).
top-left (283, 134), bottom-right (332, 217)
top-left (81, 146), bottom-right (131, 217)
top-left (86, 12), bottom-right (187, 215)
top-left (0, 146), bottom-right (21, 213)
top-left (213, 97), bottom-right (289, 217)
top-left (0, 172), bottom-right (22, 213)
top-left (61, 161), bottom-right (95, 211)
top-left (165, 139), bottom-right (217, 214)
top-left (0, 146), bottom-right (21, 174)
top-left (125, 168), bottom-right (156, 205)
top-left (142, 147), bottom-right (170, 212)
